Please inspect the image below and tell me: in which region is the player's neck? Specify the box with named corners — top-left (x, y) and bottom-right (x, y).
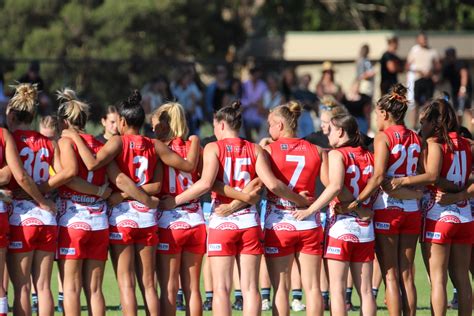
top-left (221, 130), bottom-right (239, 139)
top-left (122, 127), bottom-right (140, 136)
top-left (10, 123), bottom-right (30, 132)
top-left (384, 120), bottom-right (402, 129)
top-left (280, 131), bottom-right (296, 139)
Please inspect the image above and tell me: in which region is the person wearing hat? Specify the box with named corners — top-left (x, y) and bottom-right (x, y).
top-left (316, 61), bottom-right (344, 102)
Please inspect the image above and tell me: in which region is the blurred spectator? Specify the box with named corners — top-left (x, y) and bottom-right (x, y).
top-left (241, 66), bottom-right (268, 141)
top-left (263, 73), bottom-right (284, 110)
top-left (304, 96), bottom-right (348, 147)
top-left (18, 60), bottom-right (51, 116)
top-left (171, 69), bottom-right (203, 135)
top-left (316, 61), bottom-right (344, 102)
top-left (259, 73), bottom-right (284, 139)
top-left (19, 61), bottom-right (44, 91)
top-left (281, 67), bottom-right (298, 101)
top-left (356, 44), bottom-right (376, 99)
top-left (205, 65), bottom-right (230, 116)
top-left (293, 73), bottom-right (318, 137)
top-left (342, 82), bottom-right (372, 134)
top-left (96, 105), bottom-right (119, 144)
top-left (406, 32), bottom-right (441, 128)
top-left (221, 78), bottom-right (242, 108)
top-left (443, 47), bottom-right (472, 124)
top-left (141, 75), bottom-right (173, 116)
top-left (380, 36), bottom-right (402, 95)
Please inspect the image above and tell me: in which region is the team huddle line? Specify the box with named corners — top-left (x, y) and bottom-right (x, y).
top-left (0, 82), bottom-right (471, 316)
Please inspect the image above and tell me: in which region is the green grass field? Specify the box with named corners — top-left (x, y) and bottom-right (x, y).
top-left (6, 244), bottom-right (470, 315)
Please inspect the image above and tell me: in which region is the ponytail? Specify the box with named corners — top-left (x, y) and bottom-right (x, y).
top-left (270, 101), bottom-right (302, 132)
top-left (377, 83), bottom-right (409, 124)
top-left (420, 98), bottom-right (458, 150)
top-left (119, 90), bottom-right (145, 128)
top-left (330, 114), bottom-right (365, 149)
top-left (57, 88), bottom-right (89, 129)
top-left (214, 100), bottom-right (242, 131)
top-left (7, 83), bottom-right (38, 124)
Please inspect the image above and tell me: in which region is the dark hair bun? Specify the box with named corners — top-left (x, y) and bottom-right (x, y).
top-left (230, 100), bottom-right (241, 111)
top-left (125, 90), bottom-right (142, 108)
top-left (390, 83), bottom-right (407, 98)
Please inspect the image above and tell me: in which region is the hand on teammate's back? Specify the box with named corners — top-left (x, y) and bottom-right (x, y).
top-left (40, 199), bottom-right (57, 214)
top-left (159, 196), bottom-right (176, 210)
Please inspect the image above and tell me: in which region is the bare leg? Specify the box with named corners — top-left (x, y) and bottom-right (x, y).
top-left (157, 253), bottom-right (181, 316)
top-left (266, 254), bottom-right (293, 315)
top-left (110, 244), bottom-right (137, 315)
top-left (297, 253), bottom-right (323, 316)
top-left (423, 242), bottom-right (450, 316)
top-left (350, 261), bottom-right (376, 316)
top-left (210, 256), bottom-right (234, 315)
top-left (327, 259), bottom-right (350, 316)
top-left (180, 252), bottom-right (203, 316)
top-left (8, 252), bottom-right (33, 316)
top-left (399, 234), bottom-right (418, 316)
top-left (238, 254), bottom-right (261, 315)
top-left (376, 234), bottom-right (402, 316)
top-left (82, 259), bottom-right (106, 316)
top-left (32, 250), bottom-right (55, 316)
top-left (450, 244), bottom-right (472, 316)
top-left (372, 254), bottom-right (383, 297)
top-left (135, 244), bottom-right (159, 316)
top-left (59, 259), bottom-right (82, 315)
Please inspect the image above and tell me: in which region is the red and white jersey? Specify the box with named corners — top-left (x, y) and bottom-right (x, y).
top-left (210, 138), bottom-right (258, 230)
top-left (111, 134), bottom-right (158, 228)
top-left (328, 146), bottom-right (375, 243)
top-left (157, 137), bottom-right (204, 229)
top-left (264, 138), bottom-right (321, 231)
top-left (373, 125), bottom-right (422, 212)
top-left (0, 129), bottom-right (7, 214)
top-left (424, 133), bottom-right (472, 223)
top-left (59, 134), bottom-right (107, 204)
top-left (9, 130), bottom-right (56, 226)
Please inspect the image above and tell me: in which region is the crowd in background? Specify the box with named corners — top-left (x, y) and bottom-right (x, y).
top-left (0, 32), bottom-right (471, 139)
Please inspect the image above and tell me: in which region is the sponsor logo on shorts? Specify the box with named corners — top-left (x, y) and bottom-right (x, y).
top-left (214, 223), bottom-right (239, 230)
top-left (131, 201), bottom-right (150, 212)
top-left (20, 218), bottom-right (45, 226)
top-left (265, 247), bottom-right (279, 254)
top-left (117, 219), bottom-right (139, 228)
top-left (109, 232), bottom-right (123, 240)
top-left (59, 248), bottom-right (76, 256)
top-left (375, 222), bottom-right (390, 230)
top-left (326, 246), bottom-right (341, 255)
top-left (157, 243), bottom-right (170, 251)
top-left (272, 223), bottom-right (296, 231)
top-left (425, 231), bottom-right (441, 240)
top-left (67, 222), bottom-right (92, 231)
top-left (439, 215), bottom-right (461, 223)
top-left (169, 222), bottom-right (192, 230)
top-left (208, 243), bottom-right (222, 251)
top-left (9, 241), bottom-right (22, 249)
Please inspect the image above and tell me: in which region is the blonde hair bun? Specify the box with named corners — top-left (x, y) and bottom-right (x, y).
top-left (8, 83), bottom-right (38, 114)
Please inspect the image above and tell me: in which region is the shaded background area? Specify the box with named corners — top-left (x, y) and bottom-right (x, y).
top-left (0, 0), bottom-right (473, 122)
